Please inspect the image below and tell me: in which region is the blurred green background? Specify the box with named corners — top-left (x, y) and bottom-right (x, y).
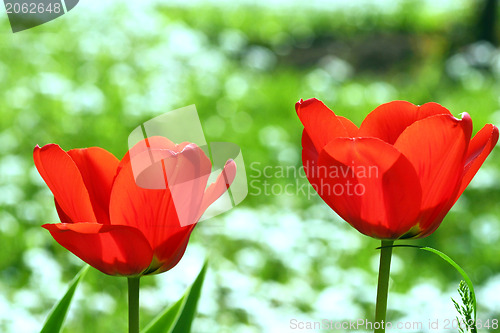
top-left (0, 0), bottom-right (499, 332)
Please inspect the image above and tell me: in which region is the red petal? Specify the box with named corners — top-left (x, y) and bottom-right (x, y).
top-left (110, 140), bottom-right (211, 251)
top-left (315, 137), bottom-right (422, 239)
top-left (197, 159), bottom-right (237, 219)
top-left (301, 130), bottom-right (320, 188)
top-left (358, 101), bottom-right (452, 144)
top-left (454, 124), bottom-right (499, 201)
top-left (124, 137), bottom-right (173, 184)
top-left (110, 155), bottom-right (178, 249)
top-left (152, 143), bottom-right (212, 227)
top-left (146, 226), bottom-right (195, 274)
top-left (337, 116), bottom-right (359, 137)
top-left (394, 113), bottom-right (472, 234)
top-left (295, 98), bottom-right (351, 152)
top-left (55, 199), bottom-right (72, 223)
top-left (67, 148), bottom-right (119, 225)
top-left (43, 223), bottom-right (153, 276)
top-left (33, 144), bottom-right (96, 223)
top-left (126, 137), bottom-right (205, 190)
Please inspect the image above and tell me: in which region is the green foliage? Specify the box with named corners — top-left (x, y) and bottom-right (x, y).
top-left (40, 266), bottom-right (89, 333)
top-left (420, 247), bottom-right (477, 321)
top-left (142, 261), bottom-right (207, 333)
top-left (387, 245), bottom-right (477, 320)
top-left (452, 280), bottom-right (476, 333)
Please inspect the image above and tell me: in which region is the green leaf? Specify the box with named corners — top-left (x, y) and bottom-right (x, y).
top-left (142, 295), bottom-right (186, 333)
top-left (382, 245), bottom-right (477, 320)
top-left (142, 261), bottom-right (208, 333)
top-left (419, 247), bottom-right (476, 320)
top-left (40, 265), bottom-right (89, 333)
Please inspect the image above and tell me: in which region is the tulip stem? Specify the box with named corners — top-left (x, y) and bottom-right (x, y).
top-left (374, 240), bottom-right (394, 333)
top-left (128, 277), bottom-right (140, 333)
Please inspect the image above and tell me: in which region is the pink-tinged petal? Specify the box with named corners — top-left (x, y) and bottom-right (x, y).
top-left (454, 124), bottom-right (499, 202)
top-left (33, 144), bottom-right (96, 223)
top-left (110, 154), bottom-right (178, 249)
top-left (127, 137), bottom-right (178, 174)
top-left (394, 113), bottom-right (472, 234)
top-left (151, 143), bottom-right (212, 227)
top-left (42, 223), bottom-right (153, 276)
top-left (67, 148), bottom-right (119, 225)
top-left (110, 141), bottom-right (211, 251)
top-left (126, 136), bottom-right (207, 190)
top-left (129, 136), bottom-right (178, 158)
top-left (197, 159), bottom-right (237, 219)
top-left (295, 98), bottom-right (350, 152)
top-left (359, 101), bottom-right (452, 144)
top-left (316, 137), bottom-right (422, 239)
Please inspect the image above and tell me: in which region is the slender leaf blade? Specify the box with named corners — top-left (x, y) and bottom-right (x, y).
top-left (141, 296), bottom-right (185, 333)
top-left (142, 261), bottom-right (208, 333)
top-left (420, 246), bottom-right (476, 320)
top-left (381, 245), bottom-right (477, 320)
top-left (40, 265), bottom-right (89, 333)
top-left (170, 261), bottom-right (207, 333)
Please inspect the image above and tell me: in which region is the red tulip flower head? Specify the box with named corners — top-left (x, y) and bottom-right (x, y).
top-left (34, 137), bottom-right (236, 276)
top-left (296, 98), bottom-right (498, 239)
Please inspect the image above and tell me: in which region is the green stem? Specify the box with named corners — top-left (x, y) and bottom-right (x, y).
top-left (128, 277), bottom-right (140, 333)
top-left (470, 317), bottom-right (478, 333)
top-left (374, 240), bottom-right (394, 333)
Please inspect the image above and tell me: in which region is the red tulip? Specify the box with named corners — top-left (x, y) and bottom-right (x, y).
top-left (34, 137), bottom-right (236, 276)
top-left (296, 98), bottom-right (498, 239)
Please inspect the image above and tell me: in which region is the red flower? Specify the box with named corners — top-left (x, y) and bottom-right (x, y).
top-left (296, 98), bottom-right (498, 239)
top-left (34, 137), bottom-right (236, 276)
